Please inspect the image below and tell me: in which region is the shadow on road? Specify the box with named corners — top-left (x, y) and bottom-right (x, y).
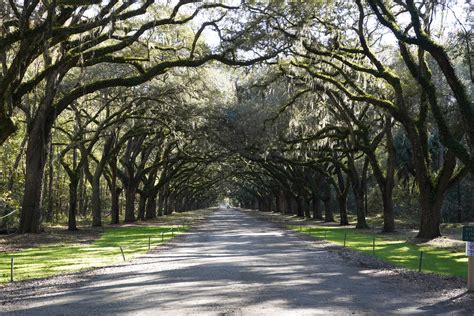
top-left (2, 208), bottom-right (473, 315)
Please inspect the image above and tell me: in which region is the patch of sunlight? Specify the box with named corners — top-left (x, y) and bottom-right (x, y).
top-left (0, 226), bottom-right (187, 283)
top-left (294, 226), bottom-right (469, 278)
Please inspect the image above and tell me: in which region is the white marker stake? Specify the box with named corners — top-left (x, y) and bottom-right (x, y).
top-left (467, 242), bottom-right (474, 291)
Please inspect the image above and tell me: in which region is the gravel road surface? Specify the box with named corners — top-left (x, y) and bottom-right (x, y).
top-left (1, 208), bottom-right (473, 315)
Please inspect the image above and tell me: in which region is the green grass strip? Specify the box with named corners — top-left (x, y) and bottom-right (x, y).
top-left (294, 226), bottom-right (468, 278)
top-left (1, 226), bottom-right (186, 283)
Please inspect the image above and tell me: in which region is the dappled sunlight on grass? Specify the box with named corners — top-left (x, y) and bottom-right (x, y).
top-left (0, 226), bottom-right (186, 283)
top-left (294, 226), bottom-right (468, 278)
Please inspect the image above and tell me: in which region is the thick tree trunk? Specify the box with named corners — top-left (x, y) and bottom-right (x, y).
top-left (405, 127), bottom-right (455, 239)
top-left (157, 198), bottom-right (163, 217)
top-left (417, 187), bottom-right (442, 239)
top-left (157, 189), bottom-right (165, 216)
top-left (111, 187), bottom-right (121, 224)
top-left (323, 198), bottom-right (334, 222)
top-left (138, 193), bottom-right (147, 221)
top-left (415, 150), bottom-right (455, 239)
top-left (312, 197), bottom-right (323, 220)
top-left (124, 184), bottom-right (137, 222)
top-left (146, 195), bottom-right (157, 219)
top-left (164, 193), bottom-right (170, 215)
top-left (167, 195), bottom-right (175, 215)
top-left (19, 108), bottom-right (53, 233)
top-left (354, 188), bottom-right (369, 229)
top-left (381, 188), bottom-right (395, 232)
top-left (337, 193), bottom-right (349, 226)
top-left (20, 163), bottom-right (43, 232)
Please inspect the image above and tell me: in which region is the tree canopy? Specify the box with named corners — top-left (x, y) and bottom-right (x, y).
top-left (0, 0), bottom-right (472, 240)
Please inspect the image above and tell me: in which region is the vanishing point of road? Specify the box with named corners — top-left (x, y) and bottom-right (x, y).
top-left (1, 208), bottom-right (473, 315)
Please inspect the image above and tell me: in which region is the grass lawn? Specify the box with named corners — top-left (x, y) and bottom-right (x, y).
top-left (294, 226), bottom-right (468, 278)
top-left (0, 226), bottom-right (185, 283)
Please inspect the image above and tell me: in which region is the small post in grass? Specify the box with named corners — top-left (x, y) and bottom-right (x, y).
top-left (372, 236), bottom-right (376, 256)
top-left (343, 231), bottom-right (347, 247)
top-left (171, 228), bottom-right (174, 237)
top-left (148, 236), bottom-right (151, 251)
top-left (418, 251), bottom-right (423, 272)
top-left (161, 231), bottom-right (164, 242)
top-left (468, 256), bottom-right (474, 292)
top-left (10, 257), bottom-right (14, 282)
top-left (119, 246), bottom-right (126, 262)
top-left (462, 226), bottom-right (474, 292)
top-left (462, 226), bottom-right (474, 291)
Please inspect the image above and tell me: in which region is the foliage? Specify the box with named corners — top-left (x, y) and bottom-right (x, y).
top-left (0, 0), bottom-right (471, 240)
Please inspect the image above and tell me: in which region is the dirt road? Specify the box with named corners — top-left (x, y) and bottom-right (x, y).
top-left (1, 208), bottom-right (473, 315)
